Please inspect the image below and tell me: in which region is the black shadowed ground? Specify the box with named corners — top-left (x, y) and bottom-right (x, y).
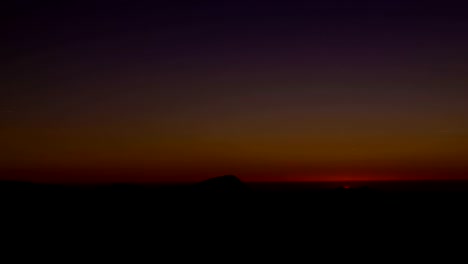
top-left (2, 175), bottom-right (466, 254)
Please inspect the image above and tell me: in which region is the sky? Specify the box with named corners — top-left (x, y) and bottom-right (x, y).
top-left (2, 0), bottom-right (468, 183)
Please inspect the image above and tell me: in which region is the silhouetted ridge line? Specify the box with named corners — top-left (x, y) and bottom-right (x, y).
top-left (193, 175), bottom-right (249, 193)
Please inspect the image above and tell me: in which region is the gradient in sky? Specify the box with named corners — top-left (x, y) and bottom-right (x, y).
top-left (2, 0), bottom-right (468, 182)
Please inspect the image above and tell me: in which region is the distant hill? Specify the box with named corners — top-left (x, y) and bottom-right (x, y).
top-left (192, 175), bottom-right (249, 193)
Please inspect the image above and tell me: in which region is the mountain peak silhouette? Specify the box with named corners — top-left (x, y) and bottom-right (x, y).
top-left (194, 175), bottom-right (249, 193)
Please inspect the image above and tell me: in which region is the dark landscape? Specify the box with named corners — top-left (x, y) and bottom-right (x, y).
top-left (4, 175), bottom-right (468, 219)
top-left (2, 175), bottom-right (468, 256)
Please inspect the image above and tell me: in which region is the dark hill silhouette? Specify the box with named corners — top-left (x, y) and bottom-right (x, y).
top-left (334, 185), bottom-right (373, 193)
top-left (192, 175), bottom-right (249, 193)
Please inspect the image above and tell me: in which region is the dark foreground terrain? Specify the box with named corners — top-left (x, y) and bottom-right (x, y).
top-left (1, 175), bottom-right (467, 255)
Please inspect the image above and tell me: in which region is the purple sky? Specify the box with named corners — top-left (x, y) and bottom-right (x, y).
top-left (2, 0), bottom-right (468, 182)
